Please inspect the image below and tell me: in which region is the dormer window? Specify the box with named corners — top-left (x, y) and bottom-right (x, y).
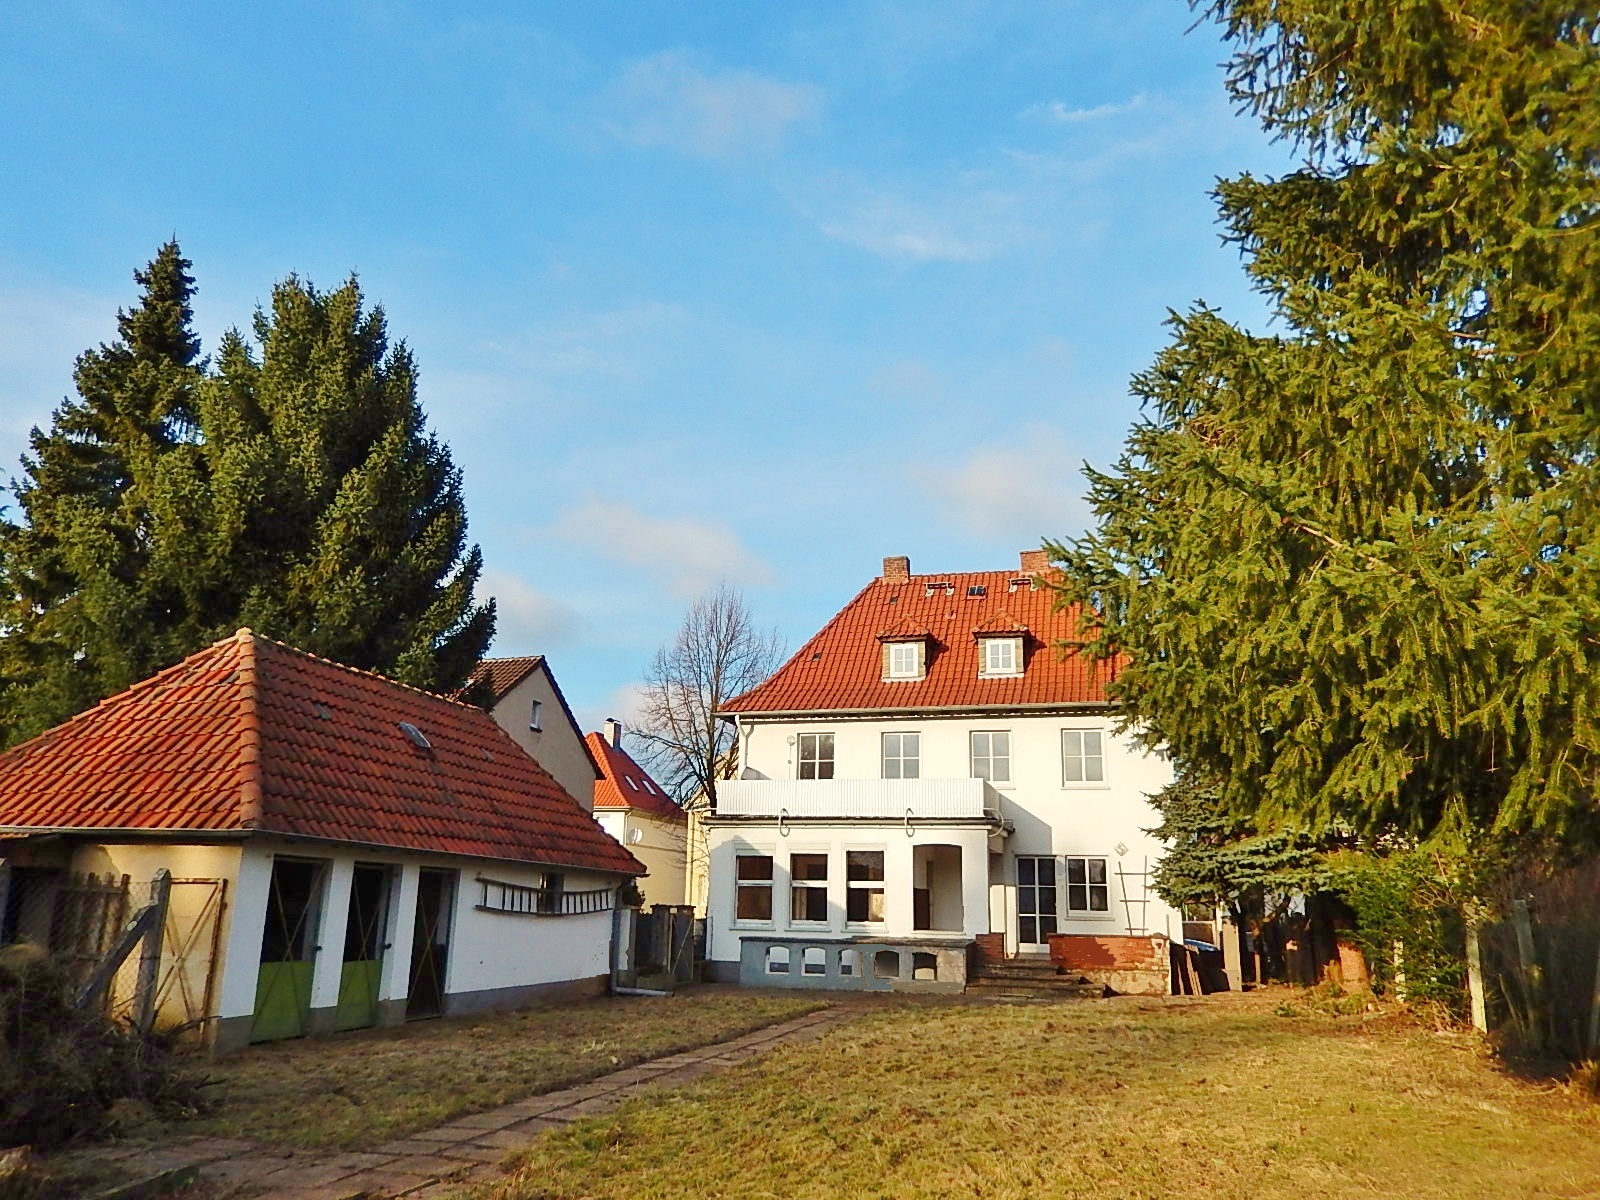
top-left (885, 640), bottom-right (924, 680)
top-left (979, 636), bottom-right (1023, 677)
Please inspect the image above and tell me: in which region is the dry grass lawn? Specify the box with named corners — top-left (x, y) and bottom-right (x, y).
top-left (470, 990), bottom-right (1600, 1200)
top-left (179, 990), bottom-right (825, 1150)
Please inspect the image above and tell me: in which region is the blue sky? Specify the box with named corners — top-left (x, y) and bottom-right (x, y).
top-left (0, 1), bottom-right (1295, 729)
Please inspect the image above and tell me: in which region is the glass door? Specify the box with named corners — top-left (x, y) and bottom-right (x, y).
top-left (1016, 855), bottom-right (1058, 952)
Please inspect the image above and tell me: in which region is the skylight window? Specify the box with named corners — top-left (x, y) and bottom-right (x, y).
top-left (967, 585), bottom-right (987, 598)
top-left (397, 722), bottom-right (432, 750)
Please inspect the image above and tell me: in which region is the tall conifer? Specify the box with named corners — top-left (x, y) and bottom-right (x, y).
top-left (199, 275), bottom-right (494, 691)
top-left (0, 242), bottom-right (208, 738)
top-left (1052, 4), bottom-right (1600, 842)
top-left (0, 250), bottom-right (494, 742)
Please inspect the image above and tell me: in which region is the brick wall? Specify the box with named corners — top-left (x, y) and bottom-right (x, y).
top-left (971, 932), bottom-right (1006, 967)
top-left (1048, 934), bottom-right (1162, 971)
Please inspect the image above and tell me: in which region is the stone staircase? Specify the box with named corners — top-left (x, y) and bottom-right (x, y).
top-left (965, 957), bottom-right (1110, 1000)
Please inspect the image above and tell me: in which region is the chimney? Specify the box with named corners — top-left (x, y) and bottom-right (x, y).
top-left (1019, 549), bottom-right (1050, 574)
top-left (882, 555), bottom-right (911, 582)
top-left (603, 718), bottom-right (623, 748)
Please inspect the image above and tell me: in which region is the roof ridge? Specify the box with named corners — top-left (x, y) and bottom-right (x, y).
top-left (234, 629), bottom-right (264, 828)
top-left (240, 629), bottom-right (490, 714)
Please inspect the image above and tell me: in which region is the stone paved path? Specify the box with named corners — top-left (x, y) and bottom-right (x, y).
top-left (65, 1004), bottom-right (861, 1200)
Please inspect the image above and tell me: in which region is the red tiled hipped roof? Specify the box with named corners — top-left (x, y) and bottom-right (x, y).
top-left (0, 632), bottom-right (641, 875)
top-left (584, 733), bottom-right (686, 822)
top-left (722, 560), bottom-right (1122, 714)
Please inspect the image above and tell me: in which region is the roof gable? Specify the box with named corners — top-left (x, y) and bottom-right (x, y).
top-left (584, 733), bottom-right (686, 822)
top-left (722, 558), bottom-right (1120, 715)
top-left (0, 632), bottom-right (641, 875)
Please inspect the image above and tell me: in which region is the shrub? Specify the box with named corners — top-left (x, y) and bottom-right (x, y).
top-left (0, 943), bottom-right (199, 1149)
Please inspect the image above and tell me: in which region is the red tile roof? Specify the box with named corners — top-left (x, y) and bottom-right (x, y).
top-left (460, 656), bottom-right (544, 702)
top-left (0, 631), bottom-right (642, 875)
top-left (584, 733), bottom-right (686, 822)
top-left (722, 559), bottom-right (1122, 715)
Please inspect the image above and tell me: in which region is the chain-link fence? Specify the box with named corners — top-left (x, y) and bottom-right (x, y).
top-left (1, 864), bottom-right (226, 1039)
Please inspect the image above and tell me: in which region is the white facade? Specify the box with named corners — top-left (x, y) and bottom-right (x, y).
top-left (704, 709), bottom-right (1178, 975)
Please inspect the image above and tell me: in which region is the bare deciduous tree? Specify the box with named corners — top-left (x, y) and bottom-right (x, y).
top-left (631, 584), bottom-right (783, 808)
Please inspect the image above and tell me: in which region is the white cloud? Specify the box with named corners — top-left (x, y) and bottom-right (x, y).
top-left (544, 500), bottom-right (774, 599)
top-left (913, 426), bottom-right (1092, 541)
top-left (574, 681), bottom-right (651, 742)
top-left (1024, 94), bottom-right (1149, 125)
top-left (810, 177), bottom-right (1022, 262)
top-left (480, 569), bottom-right (582, 654)
top-left (602, 53), bottom-right (822, 158)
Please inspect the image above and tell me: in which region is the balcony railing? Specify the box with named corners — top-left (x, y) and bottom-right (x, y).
top-left (714, 777), bottom-right (1002, 821)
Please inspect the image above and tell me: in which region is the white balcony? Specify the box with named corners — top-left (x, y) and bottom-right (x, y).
top-left (713, 777), bottom-right (1002, 821)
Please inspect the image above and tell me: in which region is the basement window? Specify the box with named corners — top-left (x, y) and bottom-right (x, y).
top-left (765, 945), bottom-right (791, 975)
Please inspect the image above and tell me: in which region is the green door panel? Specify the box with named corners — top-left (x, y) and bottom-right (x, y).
top-left (335, 960), bottom-right (383, 1031)
top-left (251, 961), bottom-right (314, 1042)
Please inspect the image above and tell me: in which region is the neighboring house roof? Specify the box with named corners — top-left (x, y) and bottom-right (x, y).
top-left (722, 557), bottom-right (1123, 715)
top-left (0, 630), bottom-right (642, 875)
top-left (461, 655), bottom-right (545, 703)
top-left (584, 733), bottom-right (687, 823)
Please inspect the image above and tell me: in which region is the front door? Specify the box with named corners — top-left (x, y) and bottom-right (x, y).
top-left (407, 869), bottom-right (455, 1019)
top-left (1016, 855), bottom-right (1058, 953)
top-left (251, 858), bottom-right (326, 1042)
top-left (335, 864), bottom-right (393, 1031)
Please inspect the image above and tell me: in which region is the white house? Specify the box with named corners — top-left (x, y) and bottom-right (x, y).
top-left (705, 552), bottom-right (1180, 993)
top-left (0, 630), bottom-right (642, 1049)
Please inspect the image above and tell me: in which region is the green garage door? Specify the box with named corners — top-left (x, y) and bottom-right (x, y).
top-left (251, 858), bottom-right (326, 1043)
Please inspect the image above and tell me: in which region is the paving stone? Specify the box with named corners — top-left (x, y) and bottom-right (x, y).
top-left (172, 1136), bottom-right (258, 1163)
top-left (404, 1127), bottom-right (467, 1143)
top-left (322, 1152), bottom-right (401, 1172)
top-left (432, 1143), bottom-right (508, 1165)
top-left (252, 1160), bottom-right (367, 1189)
top-left (328, 1169), bottom-right (435, 1198)
top-left (438, 1110), bottom-right (523, 1132)
top-left (375, 1138), bottom-right (456, 1157)
top-left (386, 1153), bottom-right (472, 1177)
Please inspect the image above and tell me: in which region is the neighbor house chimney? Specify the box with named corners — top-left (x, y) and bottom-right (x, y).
top-left (1019, 549), bottom-right (1050, 574)
top-left (882, 555), bottom-right (911, 582)
top-left (604, 718), bottom-right (623, 748)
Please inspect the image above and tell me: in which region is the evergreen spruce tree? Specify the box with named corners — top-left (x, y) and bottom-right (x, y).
top-left (198, 274), bottom-right (494, 692)
top-left (0, 250), bottom-right (494, 743)
top-left (0, 242), bottom-right (209, 740)
top-left (1051, 4), bottom-right (1600, 843)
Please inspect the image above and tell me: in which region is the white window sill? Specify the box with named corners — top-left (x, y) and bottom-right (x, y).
top-left (732, 921), bottom-right (776, 931)
top-left (1061, 783), bottom-right (1112, 790)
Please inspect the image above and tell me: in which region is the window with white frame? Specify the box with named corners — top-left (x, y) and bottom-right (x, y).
top-left (846, 850), bottom-right (885, 923)
top-left (1065, 856), bottom-right (1110, 913)
top-left (1061, 729), bottom-right (1105, 783)
top-left (884, 640), bottom-right (924, 679)
top-left (970, 730), bottom-right (1011, 783)
top-left (979, 636), bottom-right (1022, 677)
top-left (790, 853), bottom-right (829, 923)
top-left (735, 854), bottom-right (774, 921)
top-left (529, 699), bottom-right (543, 731)
top-left (797, 732), bottom-right (835, 780)
top-left (881, 731), bottom-right (920, 779)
